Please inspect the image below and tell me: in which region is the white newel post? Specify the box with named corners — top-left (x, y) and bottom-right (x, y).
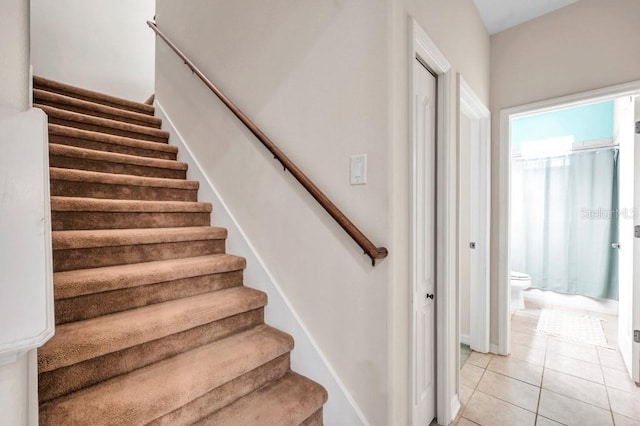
top-left (0, 108), bottom-right (54, 426)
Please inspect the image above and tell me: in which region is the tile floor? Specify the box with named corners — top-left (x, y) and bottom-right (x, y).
top-left (456, 303), bottom-right (640, 425)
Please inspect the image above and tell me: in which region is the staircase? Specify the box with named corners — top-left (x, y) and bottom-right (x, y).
top-left (34, 76), bottom-right (328, 425)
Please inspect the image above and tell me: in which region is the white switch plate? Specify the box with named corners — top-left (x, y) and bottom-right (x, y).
top-left (350, 154), bottom-right (367, 185)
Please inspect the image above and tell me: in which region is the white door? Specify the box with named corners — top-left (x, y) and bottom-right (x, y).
top-left (460, 82), bottom-right (491, 354)
top-left (468, 119), bottom-right (490, 353)
top-left (412, 57), bottom-right (436, 425)
top-left (618, 96), bottom-right (640, 382)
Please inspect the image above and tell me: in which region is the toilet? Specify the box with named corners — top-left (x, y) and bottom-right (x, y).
top-left (510, 271), bottom-right (532, 310)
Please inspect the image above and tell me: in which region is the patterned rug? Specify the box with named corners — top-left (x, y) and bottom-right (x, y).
top-left (536, 309), bottom-right (609, 347)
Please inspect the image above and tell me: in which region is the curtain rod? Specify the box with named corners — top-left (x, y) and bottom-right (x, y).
top-left (512, 145), bottom-right (619, 160)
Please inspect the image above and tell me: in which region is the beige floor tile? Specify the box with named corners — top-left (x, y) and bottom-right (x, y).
top-left (603, 366), bottom-right (640, 394)
top-left (512, 322), bottom-right (539, 335)
top-left (613, 413), bottom-right (640, 426)
top-left (462, 391), bottom-right (536, 426)
top-left (456, 417), bottom-right (479, 425)
top-left (488, 355), bottom-right (543, 386)
top-left (538, 389), bottom-right (613, 426)
top-left (467, 351), bottom-right (492, 369)
top-left (512, 314), bottom-right (540, 331)
top-left (598, 346), bottom-right (626, 371)
top-left (545, 353), bottom-right (604, 384)
top-left (510, 342), bottom-right (546, 367)
top-left (535, 416), bottom-right (563, 426)
top-left (460, 384), bottom-right (474, 407)
top-left (461, 363), bottom-right (485, 389)
top-left (542, 369), bottom-right (609, 409)
top-left (512, 330), bottom-right (548, 351)
top-left (516, 306), bottom-right (543, 320)
top-left (477, 370), bottom-right (540, 411)
top-left (606, 331), bottom-right (618, 346)
top-left (546, 338), bottom-right (599, 364)
top-left (609, 387), bottom-right (640, 420)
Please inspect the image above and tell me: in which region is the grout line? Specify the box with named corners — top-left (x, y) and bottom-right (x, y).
top-left (464, 306), bottom-right (622, 425)
top-left (534, 328), bottom-right (549, 425)
top-left (597, 346), bottom-right (617, 425)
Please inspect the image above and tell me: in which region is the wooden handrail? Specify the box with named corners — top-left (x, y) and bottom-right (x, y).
top-left (148, 21), bottom-right (388, 265)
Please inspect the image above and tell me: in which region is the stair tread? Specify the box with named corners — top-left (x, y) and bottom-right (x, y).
top-left (49, 124), bottom-right (176, 152)
top-left (199, 372), bottom-right (328, 426)
top-left (49, 143), bottom-right (186, 170)
top-left (37, 104), bottom-right (168, 138)
top-left (54, 254), bottom-right (245, 299)
top-left (34, 89), bottom-right (161, 127)
top-left (50, 167), bottom-right (198, 189)
top-left (39, 286), bottom-right (268, 372)
top-left (52, 226), bottom-right (226, 249)
top-left (39, 325), bottom-right (294, 425)
top-left (39, 80), bottom-right (327, 422)
top-left (34, 76), bottom-right (154, 115)
top-left (50, 196), bottom-right (211, 212)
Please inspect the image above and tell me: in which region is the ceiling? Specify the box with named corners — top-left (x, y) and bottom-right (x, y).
top-left (473, 0), bottom-right (579, 35)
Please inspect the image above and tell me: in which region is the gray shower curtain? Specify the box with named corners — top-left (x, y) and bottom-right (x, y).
top-left (511, 149), bottom-right (619, 300)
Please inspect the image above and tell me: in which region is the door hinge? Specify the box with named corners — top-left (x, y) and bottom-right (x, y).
top-left (635, 226), bottom-right (640, 238)
top-left (634, 330), bottom-right (640, 343)
top-left (636, 121), bottom-right (640, 134)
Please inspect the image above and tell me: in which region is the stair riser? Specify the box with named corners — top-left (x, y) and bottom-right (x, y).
top-left (300, 410), bottom-right (324, 426)
top-left (36, 99), bottom-right (161, 128)
top-left (34, 81), bottom-right (154, 115)
top-left (56, 271), bottom-right (243, 324)
top-left (50, 180), bottom-right (198, 202)
top-left (49, 134), bottom-right (176, 160)
top-left (53, 239), bottom-right (225, 272)
top-left (150, 354), bottom-right (290, 426)
top-left (50, 154), bottom-right (186, 179)
top-left (52, 211), bottom-right (210, 231)
top-left (39, 309), bottom-right (265, 403)
top-left (48, 117), bottom-right (168, 143)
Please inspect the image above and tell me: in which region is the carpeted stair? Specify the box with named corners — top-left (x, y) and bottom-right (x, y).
top-left (35, 76), bottom-right (328, 425)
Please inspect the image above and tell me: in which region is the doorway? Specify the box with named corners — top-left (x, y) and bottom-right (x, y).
top-left (409, 18), bottom-right (456, 426)
top-left (494, 82), bottom-right (640, 424)
top-left (411, 55), bottom-right (437, 426)
top-left (461, 82), bottom-right (640, 424)
top-left (458, 77), bottom-right (491, 358)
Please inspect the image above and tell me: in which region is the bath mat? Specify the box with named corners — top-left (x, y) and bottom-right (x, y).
top-left (536, 309), bottom-right (609, 347)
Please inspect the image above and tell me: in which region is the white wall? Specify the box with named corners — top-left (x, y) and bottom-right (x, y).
top-left (155, 1), bottom-right (489, 424)
top-left (388, 1), bottom-right (489, 424)
top-left (0, 0), bottom-right (29, 111)
top-left (31, 0), bottom-right (155, 101)
top-left (0, 352), bottom-right (37, 426)
top-left (0, 2), bottom-right (39, 425)
top-left (490, 0), bottom-right (640, 347)
top-left (155, 1), bottom-right (390, 423)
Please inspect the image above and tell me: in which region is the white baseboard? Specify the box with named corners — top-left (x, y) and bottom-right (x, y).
top-left (450, 395), bottom-right (461, 422)
top-left (155, 102), bottom-right (368, 426)
top-left (490, 344), bottom-right (500, 354)
top-left (459, 335), bottom-right (470, 346)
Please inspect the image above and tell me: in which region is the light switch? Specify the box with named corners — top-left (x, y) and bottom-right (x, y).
top-left (350, 154), bottom-right (367, 185)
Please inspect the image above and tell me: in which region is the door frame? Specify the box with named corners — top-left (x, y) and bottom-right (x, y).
top-left (458, 77), bottom-right (491, 353)
top-left (497, 80), bottom-right (640, 355)
top-left (409, 18), bottom-right (457, 425)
